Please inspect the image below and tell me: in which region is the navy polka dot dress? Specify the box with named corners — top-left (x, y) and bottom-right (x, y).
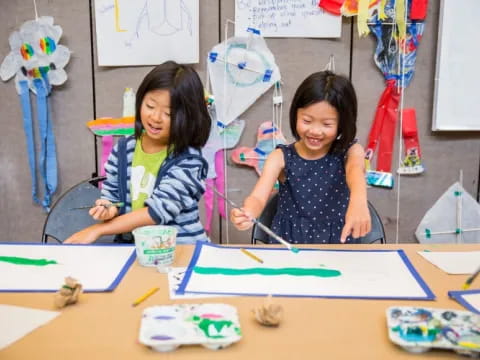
top-left (271, 143), bottom-right (356, 244)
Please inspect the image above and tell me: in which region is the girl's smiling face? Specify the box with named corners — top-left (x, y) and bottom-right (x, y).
top-left (295, 100), bottom-right (339, 159)
top-left (140, 89), bottom-right (171, 150)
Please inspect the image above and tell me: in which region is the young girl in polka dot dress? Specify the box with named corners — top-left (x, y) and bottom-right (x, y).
top-left (231, 71), bottom-right (371, 244)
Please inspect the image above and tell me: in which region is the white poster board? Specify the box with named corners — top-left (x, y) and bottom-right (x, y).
top-left (449, 289), bottom-right (480, 314)
top-left (432, 0), bottom-right (480, 130)
top-left (0, 305), bottom-right (60, 350)
top-left (417, 251), bottom-right (480, 275)
top-left (235, 0), bottom-right (341, 38)
top-left (178, 243), bottom-right (434, 300)
top-left (0, 243), bottom-right (135, 292)
top-left (95, 0), bottom-right (199, 66)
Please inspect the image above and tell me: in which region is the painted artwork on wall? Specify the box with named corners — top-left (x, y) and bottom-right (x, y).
top-left (178, 243), bottom-right (434, 300)
top-left (94, 0), bottom-right (199, 65)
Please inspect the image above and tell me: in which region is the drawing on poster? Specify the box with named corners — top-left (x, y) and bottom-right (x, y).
top-left (95, 0), bottom-right (199, 65)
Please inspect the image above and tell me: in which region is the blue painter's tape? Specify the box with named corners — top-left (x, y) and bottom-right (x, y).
top-left (237, 61), bottom-right (246, 69)
top-left (247, 27), bottom-right (260, 35)
top-left (263, 69), bottom-right (273, 82)
top-left (209, 52), bottom-right (218, 62)
top-left (262, 127), bottom-right (276, 135)
top-left (254, 147), bottom-right (266, 156)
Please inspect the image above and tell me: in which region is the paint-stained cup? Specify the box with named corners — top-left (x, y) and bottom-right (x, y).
top-left (132, 225), bottom-right (177, 267)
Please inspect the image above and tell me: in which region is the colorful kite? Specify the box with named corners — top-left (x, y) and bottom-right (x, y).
top-left (0, 16), bottom-right (70, 210)
top-left (364, 0), bottom-right (426, 188)
top-left (231, 121), bottom-right (286, 177)
top-left (86, 88), bottom-right (135, 177)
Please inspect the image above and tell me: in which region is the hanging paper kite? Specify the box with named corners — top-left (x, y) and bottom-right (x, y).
top-left (231, 121), bottom-right (286, 177)
top-left (340, 0), bottom-right (381, 37)
top-left (207, 28), bottom-right (281, 126)
top-left (86, 88), bottom-right (135, 178)
top-left (202, 104), bottom-right (245, 234)
top-left (415, 182), bottom-right (480, 244)
top-left (0, 16), bottom-right (70, 210)
top-left (364, 0), bottom-right (426, 188)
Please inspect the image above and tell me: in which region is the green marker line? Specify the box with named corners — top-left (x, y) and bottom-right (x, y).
top-left (193, 266), bottom-right (341, 277)
top-left (0, 256), bottom-right (58, 266)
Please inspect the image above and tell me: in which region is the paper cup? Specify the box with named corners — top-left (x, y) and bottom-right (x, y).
top-left (132, 225), bottom-right (177, 267)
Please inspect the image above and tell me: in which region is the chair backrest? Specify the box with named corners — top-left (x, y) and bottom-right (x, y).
top-left (42, 177), bottom-right (115, 243)
top-left (251, 194), bottom-right (386, 244)
top-left (359, 201), bottom-right (386, 244)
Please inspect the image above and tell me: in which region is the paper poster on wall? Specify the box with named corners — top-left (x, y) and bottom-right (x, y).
top-left (235, 0), bottom-right (342, 38)
top-left (95, 0), bottom-right (199, 66)
top-left (178, 243), bottom-right (434, 300)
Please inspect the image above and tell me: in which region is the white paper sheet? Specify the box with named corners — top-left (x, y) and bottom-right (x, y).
top-left (0, 305), bottom-right (60, 350)
top-left (180, 244), bottom-right (433, 299)
top-left (417, 251), bottom-right (480, 274)
top-left (168, 267), bottom-right (232, 299)
top-left (95, 0), bottom-right (199, 66)
top-left (235, 0), bottom-right (342, 38)
top-left (456, 292), bottom-right (480, 313)
top-left (0, 244), bottom-right (135, 292)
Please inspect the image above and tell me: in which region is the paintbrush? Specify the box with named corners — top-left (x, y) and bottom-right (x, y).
top-left (462, 265), bottom-right (480, 290)
top-left (210, 187), bottom-right (299, 253)
top-left (69, 202), bottom-right (124, 210)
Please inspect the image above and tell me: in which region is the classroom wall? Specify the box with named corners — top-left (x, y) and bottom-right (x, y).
top-left (1, 0), bottom-right (479, 244)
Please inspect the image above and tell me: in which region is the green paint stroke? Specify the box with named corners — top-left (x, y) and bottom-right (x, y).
top-left (193, 266), bottom-right (341, 277)
top-left (0, 256), bottom-right (58, 266)
top-left (198, 318), bottom-right (233, 339)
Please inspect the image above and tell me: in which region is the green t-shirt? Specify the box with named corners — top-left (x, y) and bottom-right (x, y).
top-left (130, 140), bottom-right (168, 211)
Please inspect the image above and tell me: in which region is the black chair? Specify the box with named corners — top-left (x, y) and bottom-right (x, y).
top-left (251, 194), bottom-right (386, 244)
top-left (41, 177), bottom-right (116, 244)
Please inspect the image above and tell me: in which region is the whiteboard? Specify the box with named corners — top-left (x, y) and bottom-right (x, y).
top-left (235, 0), bottom-right (341, 38)
top-left (432, 0), bottom-right (480, 130)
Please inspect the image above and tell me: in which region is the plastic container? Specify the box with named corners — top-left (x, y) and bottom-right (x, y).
top-left (387, 306), bottom-right (480, 356)
top-left (138, 303), bottom-right (242, 352)
top-left (132, 225), bottom-right (177, 267)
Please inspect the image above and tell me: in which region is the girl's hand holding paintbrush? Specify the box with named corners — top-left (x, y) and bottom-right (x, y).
top-left (230, 207), bottom-right (256, 231)
top-left (89, 199), bottom-right (120, 221)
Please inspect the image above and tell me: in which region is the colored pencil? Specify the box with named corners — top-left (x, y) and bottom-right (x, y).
top-left (131, 287), bottom-right (160, 307)
top-left (462, 266), bottom-right (480, 290)
top-left (241, 248), bottom-right (264, 264)
top-left (69, 202), bottom-right (124, 210)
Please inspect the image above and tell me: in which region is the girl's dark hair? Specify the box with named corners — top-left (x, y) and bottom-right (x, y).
top-left (289, 70), bottom-right (357, 153)
top-left (135, 61), bottom-right (211, 155)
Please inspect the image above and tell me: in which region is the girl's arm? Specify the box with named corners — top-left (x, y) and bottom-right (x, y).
top-left (145, 156), bottom-right (206, 224)
top-left (63, 208), bottom-right (155, 244)
top-left (65, 154), bottom-right (206, 244)
top-left (340, 143), bottom-right (371, 242)
top-left (230, 148), bottom-right (284, 231)
top-left (89, 142), bottom-right (123, 222)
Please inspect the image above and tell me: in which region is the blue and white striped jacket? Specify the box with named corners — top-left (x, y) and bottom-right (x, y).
top-left (102, 135), bottom-right (209, 243)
